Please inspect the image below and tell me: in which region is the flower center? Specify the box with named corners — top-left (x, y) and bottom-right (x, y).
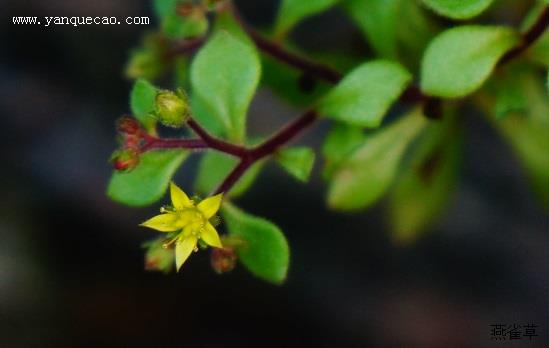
top-left (177, 208), bottom-right (206, 237)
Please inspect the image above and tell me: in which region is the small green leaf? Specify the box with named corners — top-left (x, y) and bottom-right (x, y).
top-left (130, 79), bottom-right (159, 130)
top-left (388, 114), bottom-right (462, 244)
top-left (497, 115), bottom-right (549, 207)
top-left (194, 152), bottom-right (263, 198)
top-left (420, 0), bottom-right (495, 20)
top-left (322, 123), bottom-right (365, 179)
top-left (162, 12), bottom-right (208, 39)
top-left (107, 150), bottom-right (188, 207)
top-left (212, 9), bottom-right (253, 45)
top-left (275, 147), bottom-right (316, 182)
top-left (396, 0), bottom-right (439, 72)
top-left (274, 0), bottom-right (340, 38)
top-left (222, 203), bottom-right (290, 284)
top-left (487, 73), bottom-right (549, 207)
top-left (190, 30), bottom-right (261, 142)
top-left (318, 60), bottom-right (412, 128)
top-left (421, 26), bottom-right (519, 98)
top-left (153, 0), bottom-right (178, 19)
top-left (327, 108), bottom-right (427, 211)
top-left (341, 0), bottom-right (401, 59)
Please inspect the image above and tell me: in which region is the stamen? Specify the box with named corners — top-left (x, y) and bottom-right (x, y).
top-left (162, 235), bottom-right (179, 249)
top-left (160, 205), bottom-right (175, 213)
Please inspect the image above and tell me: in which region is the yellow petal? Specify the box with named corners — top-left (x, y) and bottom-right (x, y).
top-left (170, 182), bottom-right (193, 210)
top-left (197, 193), bottom-right (223, 219)
top-left (140, 214), bottom-right (179, 232)
top-left (175, 236), bottom-right (197, 271)
top-left (201, 222), bottom-right (222, 248)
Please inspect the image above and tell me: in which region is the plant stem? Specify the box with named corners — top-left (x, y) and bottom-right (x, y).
top-left (186, 119), bottom-right (248, 157)
top-left (141, 137), bottom-right (208, 152)
top-left (147, 4), bottom-right (549, 195)
top-left (213, 110), bottom-right (318, 194)
top-left (499, 6), bottom-right (549, 64)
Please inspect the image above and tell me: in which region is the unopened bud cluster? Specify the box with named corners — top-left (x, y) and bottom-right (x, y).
top-left (111, 116), bottom-right (144, 172)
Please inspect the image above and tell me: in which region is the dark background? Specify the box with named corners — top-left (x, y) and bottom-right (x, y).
top-left (1, 0), bottom-right (548, 347)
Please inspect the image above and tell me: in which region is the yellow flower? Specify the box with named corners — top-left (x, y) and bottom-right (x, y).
top-left (140, 182), bottom-right (223, 271)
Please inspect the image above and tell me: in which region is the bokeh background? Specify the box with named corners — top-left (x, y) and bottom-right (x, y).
top-left (1, 0), bottom-right (549, 347)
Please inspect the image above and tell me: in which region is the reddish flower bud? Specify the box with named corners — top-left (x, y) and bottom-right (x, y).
top-left (123, 134), bottom-right (142, 150)
top-left (211, 247), bottom-right (238, 274)
top-left (176, 3), bottom-right (195, 17)
top-left (111, 149), bottom-right (140, 172)
top-left (143, 238), bottom-right (175, 273)
top-left (116, 117), bottom-right (141, 135)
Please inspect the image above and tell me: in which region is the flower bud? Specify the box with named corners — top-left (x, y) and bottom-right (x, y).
top-left (111, 149), bottom-right (140, 172)
top-left (176, 3), bottom-right (196, 17)
top-left (143, 239), bottom-right (175, 273)
top-left (116, 117), bottom-right (141, 135)
top-left (154, 89), bottom-right (189, 128)
top-left (211, 247), bottom-right (237, 274)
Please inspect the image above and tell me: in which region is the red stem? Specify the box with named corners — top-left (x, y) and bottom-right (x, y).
top-left (141, 137), bottom-right (208, 152)
top-left (499, 6), bottom-right (549, 64)
top-left (140, 4), bottom-right (549, 195)
top-left (186, 119), bottom-right (248, 157)
top-left (213, 110), bottom-right (318, 194)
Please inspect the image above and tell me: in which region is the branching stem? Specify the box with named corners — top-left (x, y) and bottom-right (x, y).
top-left (143, 4), bottom-right (549, 194)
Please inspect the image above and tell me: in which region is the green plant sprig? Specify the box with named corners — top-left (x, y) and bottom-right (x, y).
top-left (139, 4), bottom-right (549, 196)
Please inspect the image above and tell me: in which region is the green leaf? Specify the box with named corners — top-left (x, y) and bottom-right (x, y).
top-left (388, 114), bottom-right (462, 244)
top-left (327, 108), bottom-right (427, 211)
top-left (190, 30), bottom-right (261, 142)
top-left (496, 115), bottom-right (549, 207)
top-left (153, 0), bottom-right (178, 19)
top-left (274, 0), bottom-right (340, 38)
top-left (396, 0), bottom-right (439, 72)
top-left (194, 152), bottom-right (263, 198)
top-left (130, 78), bottom-right (159, 130)
top-left (420, 0), bottom-right (495, 20)
top-left (222, 203), bottom-right (290, 284)
top-left (162, 12), bottom-right (208, 39)
top-left (318, 60), bottom-right (412, 127)
top-left (341, 0), bottom-right (401, 59)
top-left (107, 150), bottom-right (188, 207)
top-left (486, 73), bottom-right (549, 207)
top-left (212, 9), bottom-right (253, 45)
top-left (275, 147), bottom-right (316, 182)
top-left (322, 123), bottom-right (365, 179)
top-left (421, 26), bottom-right (519, 98)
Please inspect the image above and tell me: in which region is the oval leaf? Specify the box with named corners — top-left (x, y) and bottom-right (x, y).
top-left (488, 73), bottom-right (549, 208)
top-left (341, 0), bottom-right (401, 59)
top-left (154, 0), bottom-right (177, 19)
top-left (162, 13), bottom-right (208, 39)
top-left (389, 116), bottom-right (462, 244)
top-left (107, 150), bottom-right (188, 207)
top-left (191, 31), bottom-right (260, 142)
top-left (222, 203), bottom-right (290, 285)
top-left (274, 0), bottom-right (340, 38)
top-left (130, 78), bottom-right (159, 129)
top-left (328, 108), bottom-right (427, 211)
top-left (421, 25), bottom-right (519, 98)
top-left (318, 60), bottom-right (412, 128)
top-left (421, 0), bottom-right (495, 20)
top-left (275, 147), bottom-right (316, 182)
top-left (322, 123), bottom-right (366, 179)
